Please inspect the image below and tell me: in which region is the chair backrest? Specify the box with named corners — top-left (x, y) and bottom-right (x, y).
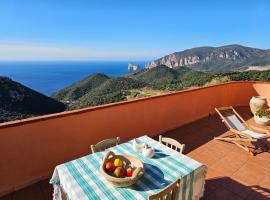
top-left (224, 115), bottom-right (246, 131)
top-left (159, 135), bottom-right (185, 154)
top-left (148, 178), bottom-right (180, 200)
top-left (91, 137), bottom-right (120, 153)
top-left (215, 107), bottom-right (247, 131)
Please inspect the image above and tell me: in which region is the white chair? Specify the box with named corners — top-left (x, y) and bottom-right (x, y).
top-left (148, 178), bottom-right (180, 200)
top-left (159, 135), bottom-right (185, 154)
top-left (91, 137), bottom-right (120, 153)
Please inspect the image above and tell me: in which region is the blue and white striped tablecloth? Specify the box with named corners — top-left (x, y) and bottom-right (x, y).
top-left (50, 136), bottom-right (207, 200)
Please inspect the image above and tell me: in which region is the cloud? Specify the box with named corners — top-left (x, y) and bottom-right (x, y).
top-left (0, 43), bottom-right (153, 61)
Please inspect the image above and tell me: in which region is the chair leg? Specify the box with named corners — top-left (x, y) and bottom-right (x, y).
top-left (214, 136), bottom-right (253, 155)
top-left (214, 136), bottom-right (235, 141)
top-left (232, 141), bottom-right (251, 154)
top-left (214, 136), bottom-right (249, 142)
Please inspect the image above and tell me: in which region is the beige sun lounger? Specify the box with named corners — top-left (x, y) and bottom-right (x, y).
top-left (215, 106), bottom-right (270, 155)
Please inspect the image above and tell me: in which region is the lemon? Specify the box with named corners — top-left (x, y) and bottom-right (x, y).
top-left (114, 158), bottom-right (123, 167)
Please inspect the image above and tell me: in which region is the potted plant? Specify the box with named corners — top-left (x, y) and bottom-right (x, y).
top-left (254, 108), bottom-right (270, 126)
top-left (249, 96), bottom-right (267, 114)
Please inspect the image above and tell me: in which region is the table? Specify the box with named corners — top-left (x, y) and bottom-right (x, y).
top-left (50, 136), bottom-right (207, 200)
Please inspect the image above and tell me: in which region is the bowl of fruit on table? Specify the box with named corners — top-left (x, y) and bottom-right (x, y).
top-left (100, 151), bottom-right (144, 187)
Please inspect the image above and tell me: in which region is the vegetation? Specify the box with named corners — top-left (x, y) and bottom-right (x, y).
top-left (52, 73), bottom-right (110, 101)
top-left (227, 70), bottom-right (270, 82)
top-left (131, 65), bottom-right (184, 90)
top-left (177, 69), bottom-right (214, 87)
top-left (2, 64), bottom-right (270, 123)
top-left (0, 77), bottom-right (66, 123)
top-left (69, 77), bottom-right (145, 108)
top-left (255, 109), bottom-right (270, 117)
top-left (52, 65), bottom-right (270, 110)
top-left (126, 88), bottom-right (168, 100)
top-left (0, 108), bottom-right (34, 123)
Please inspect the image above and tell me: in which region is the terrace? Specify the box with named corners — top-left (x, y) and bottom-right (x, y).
top-left (0, 82), bottom-right (270, 200)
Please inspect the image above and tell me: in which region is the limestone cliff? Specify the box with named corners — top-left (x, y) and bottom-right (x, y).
top-left (146, 45), bottom-right (270, 72)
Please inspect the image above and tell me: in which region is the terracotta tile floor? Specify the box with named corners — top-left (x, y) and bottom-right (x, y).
top-left (1, 106), bottom-right (270, 200)
top-left (162, 106), bottom-right (270, 200)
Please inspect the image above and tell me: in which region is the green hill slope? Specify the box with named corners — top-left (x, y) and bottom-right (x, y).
top-left (130, 65), bottom-right (213, 90)
top-left (52, 65), bottom-right (270, 111)
top-left (53, 66), bottom-right (215, 109)
top-left (53, 75), bottom-right (146, 109)
top-left (51, 73), bottom-right (110, 101)
top-left (76, 77), bottom-right (145, 107)
top-left (0, 77), bottom-right (66, 122)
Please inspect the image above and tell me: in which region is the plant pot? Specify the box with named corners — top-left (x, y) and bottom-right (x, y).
top-left (249, 96), bottom-right (267, 114)
top-left (254, 115), bottom-right (270, 126)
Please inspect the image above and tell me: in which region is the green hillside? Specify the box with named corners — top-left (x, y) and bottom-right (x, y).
top-left (131, 65), bottom-right (213, 90)
top-left (52, 65), bottom-right (270, 110)
top-left (52, 66), bottom-right (215, 109)
top-left (52, 74), bottom-right (146, 108)
top-left (2, 65), bottom-right (270, 123)
top-left (51, 73), bottom-right (110, 101)
top-left (227, 70), bottom-right (270, 82)
top-left (0, 77), bottom-right (66, 123)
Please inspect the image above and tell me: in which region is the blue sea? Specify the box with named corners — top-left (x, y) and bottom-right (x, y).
top-left (0, 61), bottom-right (148, 96)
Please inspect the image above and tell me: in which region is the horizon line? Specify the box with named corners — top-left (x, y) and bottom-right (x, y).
top-left (0, 59), bottom-right (150, 62)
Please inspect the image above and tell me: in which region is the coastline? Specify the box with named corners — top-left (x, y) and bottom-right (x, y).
top-left (0, 60), bottom-right (148, 95)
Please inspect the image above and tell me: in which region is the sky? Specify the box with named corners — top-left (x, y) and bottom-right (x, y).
top-left (0, 0), bottom-right (270, 61)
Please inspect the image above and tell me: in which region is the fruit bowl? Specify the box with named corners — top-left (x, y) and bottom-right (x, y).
top-left (100, 151), bottom-right (144, 187)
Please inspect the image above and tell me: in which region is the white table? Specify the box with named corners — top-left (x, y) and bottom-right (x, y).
top-left (50, 136), bottom-right (207, 200)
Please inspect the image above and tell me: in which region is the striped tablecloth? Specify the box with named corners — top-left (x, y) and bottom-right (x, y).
top-left (50, 136), bottom-right (207, 200)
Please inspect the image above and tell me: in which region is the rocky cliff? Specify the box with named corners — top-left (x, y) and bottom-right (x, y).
top-left (128, 63), bottom-right (140, 72)
top-left (146, 45), bottom-right (270, 72)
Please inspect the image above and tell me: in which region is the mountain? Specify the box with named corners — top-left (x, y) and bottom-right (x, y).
top-left (146, 45), bottom-right (270, 72)
top-left (52, 65), bottom-right (270, 110)
top-left (52, 73), bottom-right (146, 108)
top-left (130, 65), bottom-right (214, 89)
top-left (52, 73), bottom-right (110, 101)
top-left (3, 62), bottom-right (270, 123)
top-left (0, 77), bottom-right (66, 122)
top-left (52, 66), bottom-right (215, 109)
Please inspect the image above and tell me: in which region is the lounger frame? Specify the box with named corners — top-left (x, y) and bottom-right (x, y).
top-left (215, 106), bottom-right (270, 155)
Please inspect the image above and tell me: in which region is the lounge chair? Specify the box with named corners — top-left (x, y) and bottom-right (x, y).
top-left (91, 137), bottom-right (120, 153)
top-left (148, 178), bottom-right (180, 200)
top-left (159, 135), bottom-right (185, 154)
top-left (215, 106), bottom-right (270, 155)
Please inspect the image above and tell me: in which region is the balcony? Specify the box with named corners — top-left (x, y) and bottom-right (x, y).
top-left (0, 81), bottom-right (270, 200)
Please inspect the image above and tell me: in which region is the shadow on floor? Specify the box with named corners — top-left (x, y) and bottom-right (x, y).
top-left (203, 177), bottom-right (270, 200)
top-left (155, 106), bottom-right (253, 154)
top-left (0, 179), bottom-right (53, 200)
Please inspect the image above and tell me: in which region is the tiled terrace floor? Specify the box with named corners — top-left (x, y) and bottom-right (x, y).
top-left (164, 106), bottom-right (270, 200)
top-left (1, 106), bottom-right (270, 200)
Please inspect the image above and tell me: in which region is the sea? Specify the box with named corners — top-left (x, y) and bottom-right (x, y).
top-left (0, 61), bottom-right (148, 96)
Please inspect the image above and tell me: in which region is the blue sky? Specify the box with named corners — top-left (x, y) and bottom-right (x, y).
top-left (0, 0), bottom-right (270, 61)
